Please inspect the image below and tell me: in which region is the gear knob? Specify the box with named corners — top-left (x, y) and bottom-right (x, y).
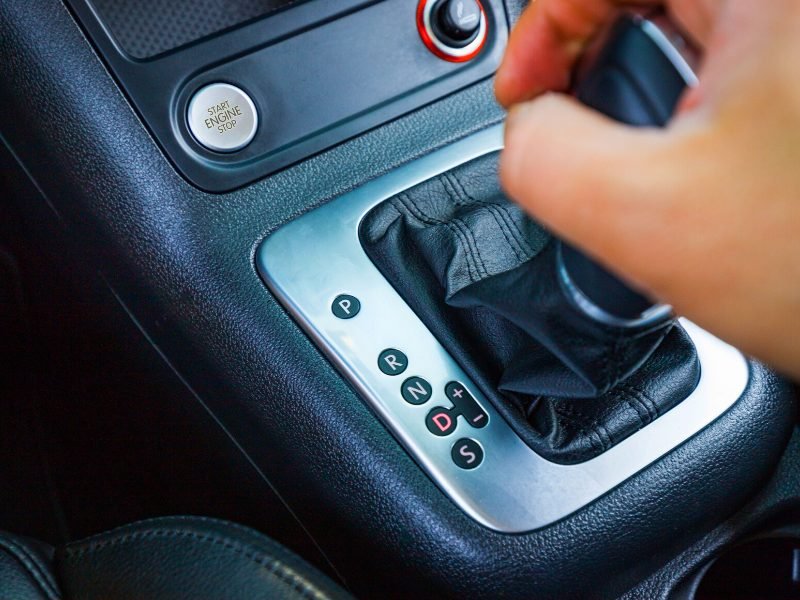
top-left (557, 13), bottom-right (699, 327)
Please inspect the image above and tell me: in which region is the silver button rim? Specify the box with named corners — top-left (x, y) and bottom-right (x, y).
top-left (421, 0), bottom-right (487, 59)
top-left (186, 82), bottom-right (259, 153)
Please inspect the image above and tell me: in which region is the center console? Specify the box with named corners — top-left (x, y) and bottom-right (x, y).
top-left (3, 0), bottom-right (799, 597)
top-left (257, 125), bottom-right (751, 532)
top-left (253, 14), bottom-right (759, 533)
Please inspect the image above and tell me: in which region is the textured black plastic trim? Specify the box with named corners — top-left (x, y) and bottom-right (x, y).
top-left (88, 0), bottom-right (309, 59)
top-left (64, 0), bottom-right (508, 192)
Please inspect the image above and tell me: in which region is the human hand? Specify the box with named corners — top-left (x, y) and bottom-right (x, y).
top-left (495, 0), bottom-right (800, 379)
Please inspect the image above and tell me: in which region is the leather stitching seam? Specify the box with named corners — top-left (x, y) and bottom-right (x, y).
top-left (452, 217), bottom-right (490, 279)
top-left (435, 174), bottom-right (491, 278)
top-left (553, 402), bottom-right (608, 453)
top-left (446, 170), bottom-right (537, 258)
top-left (625, 384), bottom-right (659, 422)
top-left (442, 172), bottom-right (528, 264)
top-left (435, 177), bottom-right (491, 279)
top-left (396, 192), bottom-right (483, 280)
top-left (620, 388), bottom-right (649, 428)
top-left (0, 537), bottom-right (60, 599)
top-left (630, 387), bottom-right (655, 423)
top-left (596, 420), bottom-right (614, 448)
top-left (395, 193), bottom-right (482, 282)
top-left (64, 529), bottom-right (331, 600)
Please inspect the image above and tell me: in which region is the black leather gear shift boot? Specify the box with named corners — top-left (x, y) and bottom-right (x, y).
top-left (359, 151), bottom-right (700, 463)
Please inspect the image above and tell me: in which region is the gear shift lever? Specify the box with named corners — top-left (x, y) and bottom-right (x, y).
top-left (360, 12), bottom-right (702, 461)
top-left (557, 13), bottom-right (699, 327)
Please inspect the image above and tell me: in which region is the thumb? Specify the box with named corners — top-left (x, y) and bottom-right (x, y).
top-left (499, 93), bottom-right (688, 296)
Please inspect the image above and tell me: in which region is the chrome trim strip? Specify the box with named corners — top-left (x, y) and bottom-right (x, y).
top-left (256, 124), bottom-right (748, 532)
top-left (640, 18), bottom-right (700, 88)
top-left (556, 242), bottom-right (674, 329)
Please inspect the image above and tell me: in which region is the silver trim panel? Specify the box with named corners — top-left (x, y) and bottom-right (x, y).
top-left (256, 124), bottom-right (749, 532)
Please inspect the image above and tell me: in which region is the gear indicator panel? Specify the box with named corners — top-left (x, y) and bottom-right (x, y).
top-left (256, 125), bottom-right (749, 533)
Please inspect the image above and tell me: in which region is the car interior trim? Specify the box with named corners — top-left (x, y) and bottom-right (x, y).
top-left (256, 123), bottom-right (751, 533)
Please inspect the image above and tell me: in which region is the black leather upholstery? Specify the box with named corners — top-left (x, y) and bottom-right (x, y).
top-left (360, 151), bottom-right (700, 463)
top-left (0, 517), bottom-right (350, 600)
top-left (0, 532), bottom-right (58, 600)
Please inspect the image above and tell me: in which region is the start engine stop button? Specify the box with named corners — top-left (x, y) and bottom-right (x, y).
top-left (187, 83), bottom-right (258, 153)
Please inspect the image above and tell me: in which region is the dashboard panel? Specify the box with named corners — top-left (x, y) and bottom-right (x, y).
top-left (66, 0), bottom-right (508, 191)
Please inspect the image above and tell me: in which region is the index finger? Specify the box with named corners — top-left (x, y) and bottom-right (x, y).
top-left (495, 0), bottom-right (659, 107)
